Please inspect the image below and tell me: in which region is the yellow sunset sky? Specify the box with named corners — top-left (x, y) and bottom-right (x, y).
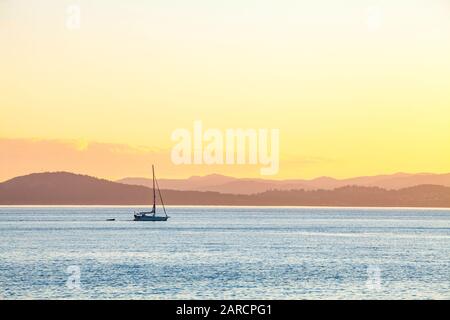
top-left (1, 0), bottom-right (449, 181)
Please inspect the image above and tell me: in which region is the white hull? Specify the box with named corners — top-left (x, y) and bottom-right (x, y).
top-left (134, 213), bottom-right (168, 221)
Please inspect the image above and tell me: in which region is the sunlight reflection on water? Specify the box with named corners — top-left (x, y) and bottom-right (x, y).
top-left (0, 206), bottom-right (449, 299)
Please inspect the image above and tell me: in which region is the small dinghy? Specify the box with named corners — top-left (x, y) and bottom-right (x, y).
top-left (133, 165), bottom-right (169, 222)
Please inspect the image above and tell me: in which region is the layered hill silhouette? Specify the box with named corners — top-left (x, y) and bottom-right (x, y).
top-left (1, 172), bottom-right (449, 207)
top-left (118, 172), bottom-right (450, 195)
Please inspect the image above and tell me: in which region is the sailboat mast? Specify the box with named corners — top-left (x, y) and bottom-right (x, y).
top-left (152, 165), bottom-right (156, 214)
top-left (154, 170), bottom-right (168, 218)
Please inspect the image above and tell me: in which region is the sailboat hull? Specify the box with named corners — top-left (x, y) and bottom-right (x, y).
top-left (134, 214), bottom-right (168, 221)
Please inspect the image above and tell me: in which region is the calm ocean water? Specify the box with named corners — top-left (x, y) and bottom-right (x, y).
top-left (0, 206), bottom-right (449, 300)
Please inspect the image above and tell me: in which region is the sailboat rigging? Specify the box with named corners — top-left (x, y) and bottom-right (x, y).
top-left (133, 165), bottom-right (169, 221)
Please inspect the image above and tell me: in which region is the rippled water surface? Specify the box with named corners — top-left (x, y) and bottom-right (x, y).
top-left (0, 206), bottom-right (449, 299)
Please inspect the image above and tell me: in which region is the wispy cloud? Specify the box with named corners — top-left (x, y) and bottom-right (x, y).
top-left (0, 138), bottom-right (170, 182)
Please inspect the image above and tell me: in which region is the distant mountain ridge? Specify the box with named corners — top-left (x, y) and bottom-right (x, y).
top-left (118, 172), bottom-right (450, 195)
top-left (1, 172), bottom-right (449, 207)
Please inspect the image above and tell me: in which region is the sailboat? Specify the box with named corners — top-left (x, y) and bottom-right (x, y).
top-left (133, 165), bottom-right (169, 221)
